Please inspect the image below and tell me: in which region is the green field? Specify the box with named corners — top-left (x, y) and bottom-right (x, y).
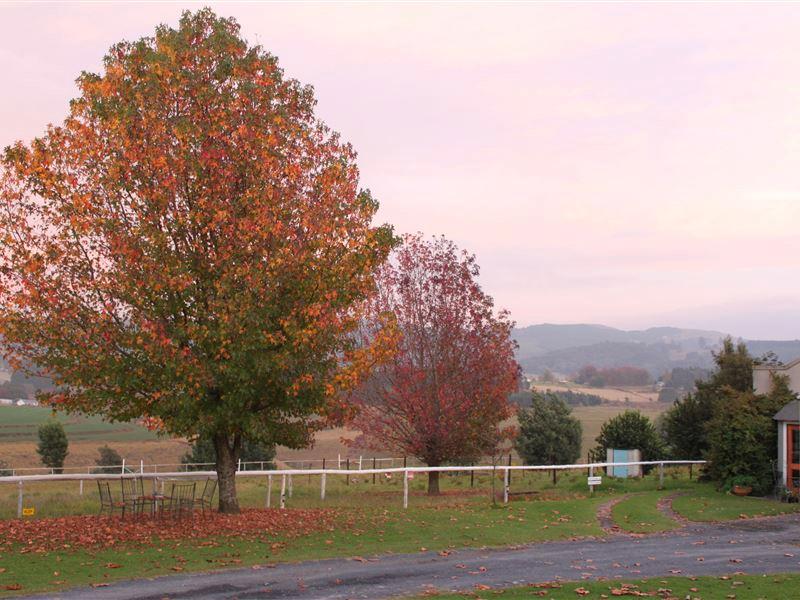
top-left (0, 406), bottom-right (158, 444)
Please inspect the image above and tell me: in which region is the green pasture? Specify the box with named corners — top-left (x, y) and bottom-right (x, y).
top-left (0, 406), bottom-right (157, 444)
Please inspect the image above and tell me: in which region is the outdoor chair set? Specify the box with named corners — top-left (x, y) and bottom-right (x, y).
top-left (97, 477), bottom-right (217, 519)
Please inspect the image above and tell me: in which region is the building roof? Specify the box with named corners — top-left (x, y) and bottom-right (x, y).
top-left (774, 400), bottom-right (800, 422)
top-left (754, 357), bottom-right (800, 371)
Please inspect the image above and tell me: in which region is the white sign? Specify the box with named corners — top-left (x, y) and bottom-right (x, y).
top-left (587, 476), bottom-right (602, 486)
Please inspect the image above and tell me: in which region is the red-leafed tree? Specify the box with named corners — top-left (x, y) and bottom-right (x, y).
top-left (0, 10), bottom-right (397, 512)
top-left (350, 234), bottom-right (519, 494)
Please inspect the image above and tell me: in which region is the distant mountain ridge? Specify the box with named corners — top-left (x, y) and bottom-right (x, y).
top-left (513, 323), bottom-right (800, 377)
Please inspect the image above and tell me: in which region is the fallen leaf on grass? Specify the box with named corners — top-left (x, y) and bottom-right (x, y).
top-left (3, 584), bottom-right (22, 591)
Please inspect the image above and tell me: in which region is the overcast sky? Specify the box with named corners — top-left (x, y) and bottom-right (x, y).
top-left (2, 2), bottom-right (800, 339)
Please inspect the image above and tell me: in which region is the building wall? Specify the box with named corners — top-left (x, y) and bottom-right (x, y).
top-left (753, 358), bottom-right (800, 395)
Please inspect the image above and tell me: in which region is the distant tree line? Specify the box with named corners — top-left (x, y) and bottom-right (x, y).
top-left (509, 389), bottom-right (603, 407)
top-left (575, 365), bottom-right (652, 387)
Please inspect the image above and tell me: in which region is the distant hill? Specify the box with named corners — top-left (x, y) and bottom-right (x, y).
top-left (513, 323), bottom-right (800, 378)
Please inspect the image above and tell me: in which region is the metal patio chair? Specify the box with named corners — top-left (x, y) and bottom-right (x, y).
top-left (194, 478), bottom-right (217, 517)
top-left (120, 476), bottom-right (145, 518)
top-left (162, 481), bottom-right (197, 520)
top-left (97, 480), bottom-right (129, 518)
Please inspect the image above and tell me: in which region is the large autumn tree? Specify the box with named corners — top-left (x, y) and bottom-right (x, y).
top-left (0, 10), bottom-right (396, 512)
top-left (351, 234), bottom-right (519, 494)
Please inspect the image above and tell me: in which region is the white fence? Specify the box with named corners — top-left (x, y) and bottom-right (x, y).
top-left (0, 456), bottom-right (413, 476)
top-left (0, 460), bottom-right (705, 518)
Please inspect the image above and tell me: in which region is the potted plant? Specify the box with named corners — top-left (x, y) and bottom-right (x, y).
top-left (728, 475), bottom-right (756, 496)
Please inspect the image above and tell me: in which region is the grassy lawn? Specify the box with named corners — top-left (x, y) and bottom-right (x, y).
top-left (2, 470), bottom-right (799, 596)
top-left (610, 491), bottom-right (679, 533)
top-left (672, 486), bottom-right (800, 521)
top-left (0, 494), bottom-right (606, 596)
top-left (416, 573), bottom-right (800, 599)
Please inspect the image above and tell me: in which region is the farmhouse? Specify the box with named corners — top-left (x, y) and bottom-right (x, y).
top-left (754, 358), bottom-right (800, 492)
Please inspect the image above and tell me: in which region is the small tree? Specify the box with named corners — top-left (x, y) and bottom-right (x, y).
top-left (37, 420), bottom-right (68, 473)
top-left (182, 434), bottom-right (275, 471)
top-left (515, 392), bottom-right (582, 481)
top-left (94, 445), bottom-right (123, 474)
top-left (351, 234), bottom-right (520, 495)
top-left (589, 410), bottom-right (665, 468)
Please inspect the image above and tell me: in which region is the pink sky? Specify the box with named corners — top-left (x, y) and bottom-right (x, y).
top-left (2, 2), bottom-right (800, 339)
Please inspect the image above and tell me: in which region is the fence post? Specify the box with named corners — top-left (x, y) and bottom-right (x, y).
top-left (79, 479), bottom-right (83, 496)
top-left (320, 472), bottom-right (327, 500)
top-left (470, 464), bottom-right (474, 488)
top-left (358, 455), bottom-right (363, 470)
top-left (238, 459), bottom-right (242, 472)
top-left (266, 474), bottom-right (272, 508)
top-left (140, 459), bottom-right (144, 474)
top-left (403, 469), bottom-right (409, 509)
top-left (589, 465), bottom-right (595, 496)
top-left (507, 454), bottom-right (512, 486)
top-left (280, 474), bottom-right (286, 509)
top-left (17, 481), bottom-right (23, 518)
top-left (372, 457), bottom-right (376, 484)
top-left (121, 458), bottom-right (125, 474)
top-left (288, 474), bottom-right (293, 498)
top-left (658, 462), bottom-right (664, 490)
top-left (689, 463), bottom-right (693, 480)
top-left (503, 467), bottom-right (509, 504)
top-left (346, 458), bottom-right (350, 485)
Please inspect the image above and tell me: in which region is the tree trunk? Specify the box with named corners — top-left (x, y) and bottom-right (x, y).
top-left (213, 432), bottom-right (242, 514)
top-left (427, 470), bottom-right (440, 495)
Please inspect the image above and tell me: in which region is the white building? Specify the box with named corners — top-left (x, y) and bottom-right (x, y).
top-left (753, 358), bottom-right (800, 492)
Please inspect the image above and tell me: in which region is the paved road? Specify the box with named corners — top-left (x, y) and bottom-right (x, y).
top-left (21, 514), bottom-right (800, 599)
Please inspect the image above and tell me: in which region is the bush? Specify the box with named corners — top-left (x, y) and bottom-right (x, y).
top-left (589, 410), bottom-right (666, 468)
top-left (725, 474), bottom-right (757, 491)
top-left (182, 434), bottom-right (275, 471)
top-left (0, 459), bottom-right (12, 477)
top-left (705, 378), bottom-right (793, 495)
top-left (515, 392), bottom-right (582, 466)
top-left (36, 420), bottom-right (68, 473)
top-left (94, 445), bottom-right (123, 474)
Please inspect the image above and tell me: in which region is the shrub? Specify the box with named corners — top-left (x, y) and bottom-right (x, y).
top-left (705, 377), bottom-right (794, 495)
top-left (94, 445), bottom-right (123, 474)
top-left (36, 420), bottom-right (69, 473)
top-left (589, 410), bottom-right (666, 468)
top-left (0, 459), bottom-right (11, 477)
top-left (515, 392), bottom-right (582, 466)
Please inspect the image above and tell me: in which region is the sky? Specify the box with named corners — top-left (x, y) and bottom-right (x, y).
top-left (2, 2), bottom-right (800, 339)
